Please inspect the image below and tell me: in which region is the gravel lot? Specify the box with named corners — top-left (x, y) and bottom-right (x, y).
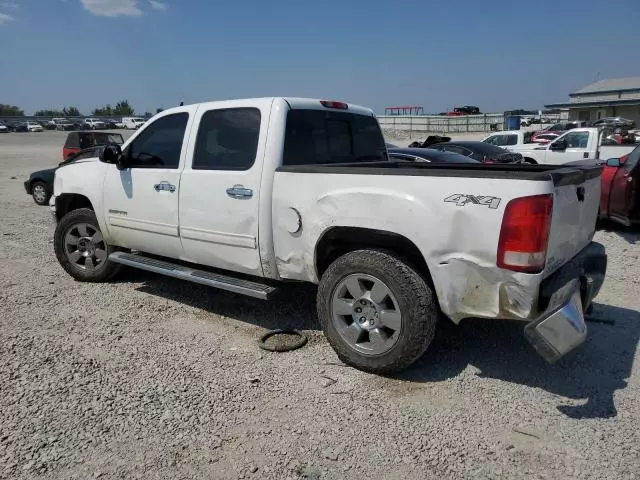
top-left (1, 130), bottom-right (639, 480)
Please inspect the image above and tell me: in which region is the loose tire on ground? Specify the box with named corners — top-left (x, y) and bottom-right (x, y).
top-left (317, 249), bottom-right (438, 374)
top-left (54, 208), bottom-right (122, 282)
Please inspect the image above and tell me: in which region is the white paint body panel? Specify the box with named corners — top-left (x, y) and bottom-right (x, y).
top-left (518, 128), bottom-right (635, 165)
top-left (103, 105), bottom-right (198, 259)
top-left (178, 98), bottom-right (276, 276)
top-left (52, 96), bottom-right (600, 325)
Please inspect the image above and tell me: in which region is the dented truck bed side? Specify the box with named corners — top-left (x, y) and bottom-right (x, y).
top-left (271, 162), bottom-right (602, 323)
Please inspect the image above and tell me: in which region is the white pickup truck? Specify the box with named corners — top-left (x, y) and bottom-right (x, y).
top-left (49, 97), bottom-right (607, 373)
top-left (517, 128), bottom-right (637, 165)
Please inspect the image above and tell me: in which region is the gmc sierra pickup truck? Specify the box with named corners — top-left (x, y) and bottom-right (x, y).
top-left (50, 97), bottom-right (607, 373)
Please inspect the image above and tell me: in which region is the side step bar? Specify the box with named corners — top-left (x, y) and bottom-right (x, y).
top-left (109, 251), bottom-right (277, 300)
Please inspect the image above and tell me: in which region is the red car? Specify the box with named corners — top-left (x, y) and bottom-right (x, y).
top-left (599, 145), bottom-right (639, 225)
top-left (570, 144), bottom-right (640, 225)
top-left (531, 121), bottom-right (588, 143)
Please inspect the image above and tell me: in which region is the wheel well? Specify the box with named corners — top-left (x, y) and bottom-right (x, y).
top-left (55, 194), bottom-right (93, 220)
top-left (315, 227), bottom-right (433, 286)
top-left (523, 157), bottom-right (538, 164)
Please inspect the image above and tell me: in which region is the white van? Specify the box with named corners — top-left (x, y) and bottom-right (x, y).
top-left (122, 117), bottom-right (146, 129)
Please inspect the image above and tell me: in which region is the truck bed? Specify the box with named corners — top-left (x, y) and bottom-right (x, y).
top-left (277, 160), bottom-right (602, 185)
top-left (273, 160), bottom-right (602, 322)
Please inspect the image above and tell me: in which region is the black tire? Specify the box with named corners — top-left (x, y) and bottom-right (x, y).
top-left (54, 208), bottom-right (122, 282)
top-left (31, 181), bottom-right (51, 206)
top-left (317, 249), bottom-right (438, 374)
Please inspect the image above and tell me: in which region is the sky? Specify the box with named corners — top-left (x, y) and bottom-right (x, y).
top-left (0, 0), bottom-right (639, 115)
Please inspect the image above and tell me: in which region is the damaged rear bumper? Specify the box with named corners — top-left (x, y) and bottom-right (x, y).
top-left (525, 242), bottom-right (607, 363)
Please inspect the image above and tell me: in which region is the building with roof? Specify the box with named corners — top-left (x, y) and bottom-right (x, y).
top-left (545, 76), bottom-right (640, 124)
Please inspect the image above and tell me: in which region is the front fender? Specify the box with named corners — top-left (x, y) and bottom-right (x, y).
top-left (53, 160), bottom-right (108, 233)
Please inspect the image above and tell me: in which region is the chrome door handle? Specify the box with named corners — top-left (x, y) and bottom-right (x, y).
top-left (154, 182), bottom-right (176, 192)
top-left (226, 185), bottom-right (253, 199)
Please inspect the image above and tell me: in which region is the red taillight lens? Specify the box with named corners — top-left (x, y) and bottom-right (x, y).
top-left (620, 154), bottom-right (630, 164)
top-left (320, 100), bottom-right (348, 110)
top-left (497, 194), bottom-right (553, 273)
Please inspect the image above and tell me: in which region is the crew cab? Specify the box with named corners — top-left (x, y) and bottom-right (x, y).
top-left (49, 97), bottom-right (607, 373)
top-left (518, 127), bottom-right (637, 165)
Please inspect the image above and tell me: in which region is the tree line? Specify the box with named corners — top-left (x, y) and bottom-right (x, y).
top-left (1, 100), bottom-right (165, 117)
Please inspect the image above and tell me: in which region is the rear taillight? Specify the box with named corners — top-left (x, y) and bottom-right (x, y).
top-left (497, 194), bottom-right (553, 273)
top-left (320, 100), bottom-right (348, 110)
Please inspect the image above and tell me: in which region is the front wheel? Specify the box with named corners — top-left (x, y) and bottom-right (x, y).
top-left (54, 208), bottom-right (122, 282)
top-left (317, 250), bottom-right (438, 374)
top-left (31, 181), bottom-right (51, 205)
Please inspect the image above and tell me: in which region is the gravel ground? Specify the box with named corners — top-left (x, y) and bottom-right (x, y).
top-left (1, 131), bottom-right (639, 480)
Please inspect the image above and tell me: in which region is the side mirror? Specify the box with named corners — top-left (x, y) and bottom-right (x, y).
top-left (100, 143), bottom-right (125, 169)
top-left (550, 139), bottom-right (567, 151)
top-left (605, 158), bottom-right (621, 168)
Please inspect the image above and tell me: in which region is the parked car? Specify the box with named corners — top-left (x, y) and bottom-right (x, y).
top-left (425, 141), bottom-right (524, 164)
top-left (102, 119), bottom-right (124, 129)
top-left (0, 122), bottom-right (8, 133)
top-left (49, 96), bottom-right (606, 373)
top-left (387, 147), bottom-right (479, 163)
top-left (593, 117), bottom-right (636, 130)
top-left (531, 133), bottom-right (560, 145)
top-left (25, 147), bottom-right (105, 205)
top-left (109, 119), bottom-right (125, 129)
top-left (62, 131), bottom-right (124, 160)
top-left (55, 119), bottom-right (75, 131)
top-left (481, 130), bottom-right (559, 153)
top-left (566, 143), bottom-right (639, 225)
top-left (122, 117), bottom-right (146, 129)
top-left (518, 128), bottom-right (637, 165)
top-left (13, 122), bottom-right (29, 132)
top-left (83, 118), bottom-right (106, 130)
top-left (532, 121), bottom-right (589, 142)
top-left (26, 121), bottom-right (44, 132)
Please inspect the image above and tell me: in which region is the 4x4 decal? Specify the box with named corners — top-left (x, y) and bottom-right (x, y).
top-left (444, 194), bottom-right (501, 210)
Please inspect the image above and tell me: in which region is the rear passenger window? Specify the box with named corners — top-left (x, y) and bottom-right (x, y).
top-left (193, 108), bottom-right (261, 171)
top-left (283, 110), bottom-right (386, 165)
top-left (506, 135), bottom-right (517, 146)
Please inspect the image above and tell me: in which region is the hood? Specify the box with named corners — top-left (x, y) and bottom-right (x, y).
top-left (29, 167), bottom-right (57, 178)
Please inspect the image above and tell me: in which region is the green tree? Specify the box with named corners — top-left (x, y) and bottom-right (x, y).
top-left (156, 107), bottom-right (164, 114)
top-left (0, 104), bottom-right (25, 116)
top-left (63, 106), bottom-right (81, 116)
top-left (143, 112), bottom-right (152, 118)
top-left (35, 109), bottom-right (64, 117)
top-left (92, 104), bottom-right (113, 116)
top-left (113, 100), bottom-right (134, 116)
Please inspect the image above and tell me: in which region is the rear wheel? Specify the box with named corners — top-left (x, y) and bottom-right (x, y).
top-left (54, 208), bottom-right (122, 282)
top-left (317, 250), bottom-right (438, 374)
top-left (523, 158), bottom-right (537, 164)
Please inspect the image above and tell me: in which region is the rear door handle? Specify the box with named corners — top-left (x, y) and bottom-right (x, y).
top-left (226, 185), bottom-right (253, 199)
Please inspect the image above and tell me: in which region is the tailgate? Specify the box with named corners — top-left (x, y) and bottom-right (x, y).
top-left (544, 167), bottom-right (601, 275)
